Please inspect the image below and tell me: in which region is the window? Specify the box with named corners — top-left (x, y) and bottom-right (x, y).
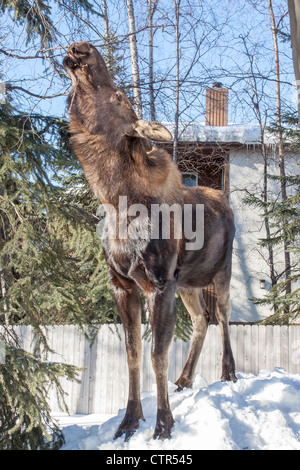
top-left (182, 172), bottom-right (198, 187)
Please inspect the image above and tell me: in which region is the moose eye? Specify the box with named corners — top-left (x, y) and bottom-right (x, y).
top-left (72, 46), bottom-right (88, 57)
top-left (116, 92), bottom-right (122, 101)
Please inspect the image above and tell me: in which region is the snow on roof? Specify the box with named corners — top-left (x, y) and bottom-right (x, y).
top-left (163, 122), bottom-right (277, 146)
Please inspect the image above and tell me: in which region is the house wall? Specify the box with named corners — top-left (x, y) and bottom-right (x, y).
top-left (229, 147), bottom-right (299, 323)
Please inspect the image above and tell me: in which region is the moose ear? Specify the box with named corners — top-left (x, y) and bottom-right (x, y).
top-left (126, 120), bottom-right (172, 142)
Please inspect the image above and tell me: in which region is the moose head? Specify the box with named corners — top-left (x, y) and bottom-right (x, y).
top-left (64, 42), bottom-right (172, 145)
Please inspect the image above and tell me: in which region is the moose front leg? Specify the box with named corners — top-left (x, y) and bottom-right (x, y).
top-left (108, 267), bottom-right (145, 441)
top-left (148, 281), bottom-right (177, 440)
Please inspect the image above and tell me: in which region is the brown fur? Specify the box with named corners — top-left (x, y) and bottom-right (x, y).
top-left (64, 42), bottom-right (237, 441)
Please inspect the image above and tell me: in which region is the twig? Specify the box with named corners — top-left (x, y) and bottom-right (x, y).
top-left (6, 85), bottom-right (68, 100)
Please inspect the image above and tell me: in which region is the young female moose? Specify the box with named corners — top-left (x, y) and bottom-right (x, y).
top-left (63, 42), bottom-right (236, 441)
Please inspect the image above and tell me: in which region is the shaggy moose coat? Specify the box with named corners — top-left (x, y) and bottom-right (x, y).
top-left (64, 42), bottom-right (236, 441)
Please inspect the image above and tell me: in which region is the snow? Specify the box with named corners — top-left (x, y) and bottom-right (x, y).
top-left (55, 368), bottom-right (300, 451)
top-left (163, 122), bottom-right (277, 145)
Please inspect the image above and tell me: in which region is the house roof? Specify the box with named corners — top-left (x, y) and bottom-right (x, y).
top-left (163, 123), bottom-right (277, 146)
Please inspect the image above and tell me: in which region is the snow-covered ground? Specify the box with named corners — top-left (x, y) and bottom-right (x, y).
top-left (54, 368), bottom-right (300, 451)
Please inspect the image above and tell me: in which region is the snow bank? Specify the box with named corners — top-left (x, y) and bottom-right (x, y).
top-left (57, 369), bottom-right (300, 451)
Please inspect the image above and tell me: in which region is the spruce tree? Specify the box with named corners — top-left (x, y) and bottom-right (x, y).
top-left (0, 96), bottom-right (111, 449)
top-left (244, 115), bottom-right (300, 324)
top-left (0, 0), bottom-right (117, 449)
top-left (0, 101), bottom-right (117, 327)
top-left (249, 170), bottom-right (300, 324)
top-left (0, 341), bottom-right (79, 450)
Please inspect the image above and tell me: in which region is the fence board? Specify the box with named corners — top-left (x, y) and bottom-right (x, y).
top-left (236, 324), bottom-right (244, 373)
top-left (251, 325), bottom-right (259, 374)
top-left (258, 325), bottom-right (266, 371)
top-left (290, 325), bottom-right (300, 374)
top-left (280, 326), bottom-right (289, 372)
top-left (1, 324), bottom-right (299, 414)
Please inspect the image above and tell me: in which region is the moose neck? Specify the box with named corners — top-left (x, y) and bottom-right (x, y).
top-left (68, 88), bottom-right (183, 210)
top-left (69, 115), bottom-right (155, 209)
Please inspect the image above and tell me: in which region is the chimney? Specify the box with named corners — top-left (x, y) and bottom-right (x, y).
top-left (205, 83), bottom-right (228, 126)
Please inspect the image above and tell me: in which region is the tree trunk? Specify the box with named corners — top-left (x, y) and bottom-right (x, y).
top-left (262, 144), bottom-right (277, 290)
top-left (126, 0), bottom-right (143, 119)
top-left (148, 0), bottom-right (158, 121)
top-left (173, 0), bottom-right (181, 163)
top-left (268, 0), bottom-right (291, 295)
top-left (245, 38), bottom-right (277, 302)
top-left (101, 0), bottom-right (112, 72)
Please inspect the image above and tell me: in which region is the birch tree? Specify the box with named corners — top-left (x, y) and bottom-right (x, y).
top-left (268, 0), bottom-right (291, 297)
top-left (172, 0), bottom-right (181, 163)
top-left (126, 0), bottom-right (143, 118)
top-left (241, 36), bottom-right (276, 292)
top-left (148, 0), bottom-right (159, 121)
top-left (288, 0), bottom-right (300, 123)
top-left (101, 0), bottom-right (113, 72)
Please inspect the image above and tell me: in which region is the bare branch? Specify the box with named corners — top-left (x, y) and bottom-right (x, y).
top-left (6, 85), bottom-right (68, 100)
top-left (0, 49), bottom-right (44, 60)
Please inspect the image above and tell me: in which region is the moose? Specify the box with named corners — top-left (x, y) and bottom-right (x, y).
top-left (63, 42), bottom-right (237, 441)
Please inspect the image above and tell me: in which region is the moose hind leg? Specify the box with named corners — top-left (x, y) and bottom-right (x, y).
top-left (175, 288), bottom-right (209, 391)
top-left (108, 267), bottom-right (145, 441)
top-left (214, 272), bottom-right (237, 382)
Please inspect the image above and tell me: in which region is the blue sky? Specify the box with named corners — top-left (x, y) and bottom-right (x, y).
top-left (0, 0), bottom-right (296, 125)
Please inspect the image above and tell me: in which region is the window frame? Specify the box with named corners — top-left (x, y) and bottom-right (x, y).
top-left (182, 171), bottom-right (198, 187)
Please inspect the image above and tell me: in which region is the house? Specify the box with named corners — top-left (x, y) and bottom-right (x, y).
top-left (162, 84), bottom-right (299, 324)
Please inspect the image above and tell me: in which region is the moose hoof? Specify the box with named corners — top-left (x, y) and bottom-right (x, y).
top-left (114, 426), bottom-right (137, 442)
top-left (153, 409), bottom-right (174, 440)
top-left (114, 417), bottom-right (145, 442)
top-left (174, 376), bottom-right (193, 392)
top-left (221, 369), bottom-right (237, 383)
top-left (114, 404), bottom-right (145, 441)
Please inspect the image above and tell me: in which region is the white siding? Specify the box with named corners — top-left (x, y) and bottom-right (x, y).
top-left (229, 148), bottom-right (299, 322)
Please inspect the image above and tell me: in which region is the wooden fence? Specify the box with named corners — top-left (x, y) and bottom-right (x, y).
top-left (10, 324), bottom-right (300, 415)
